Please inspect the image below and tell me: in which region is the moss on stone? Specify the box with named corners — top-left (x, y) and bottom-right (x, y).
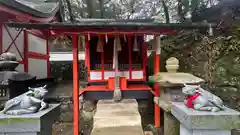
top-left (0, 117), bottom-right (39, 125)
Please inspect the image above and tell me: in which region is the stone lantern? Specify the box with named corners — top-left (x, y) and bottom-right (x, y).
top-left (149, 57), bottom-right (205, 135)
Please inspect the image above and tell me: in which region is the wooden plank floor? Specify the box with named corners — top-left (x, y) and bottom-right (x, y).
top-left (91, 99), bottom-right (144, 135)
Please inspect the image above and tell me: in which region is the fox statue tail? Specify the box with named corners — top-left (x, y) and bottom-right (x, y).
top-left (208, 99), bottom-right (226, 110)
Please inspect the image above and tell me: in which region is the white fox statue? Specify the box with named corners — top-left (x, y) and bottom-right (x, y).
top-left (1, 85), bottom-right (48, 115)
top-left (182, 84), bottom-right (225, 112)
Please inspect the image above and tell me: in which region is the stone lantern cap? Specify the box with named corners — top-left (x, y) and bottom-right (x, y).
top-left (150, 72), bottom-right (204, 87)
top-left (149, 57), bottom-right (204, 87)
top-left (166, 57), bottom-right (179, 65)
top-left (165, 57), bottom-right (180, 73)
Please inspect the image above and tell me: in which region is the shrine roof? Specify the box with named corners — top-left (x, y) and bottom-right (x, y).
top-left (0, 0), bottom-right (59, 18)
top-left (6, 19), bottom-right (216, 34)
top-left (0, 0), bottom-right (59, 22)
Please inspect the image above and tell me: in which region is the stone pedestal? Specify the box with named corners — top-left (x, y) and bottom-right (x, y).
top-left (171, 102), bottom-right (240, 135)
top-left (0, 104), bottom-right (60, 135)
top-left (154, 97), bottom-right (180, 135)
top-left (180, 124), bottom-right (231, 135)
top-left (91, 99), bottom-right (144, 135)
top-left (164, 111), bottom-right (179, 135)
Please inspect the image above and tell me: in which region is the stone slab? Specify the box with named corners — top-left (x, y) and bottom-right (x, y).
top-left (91, 99), bottom-right (144, 135)
top-left (0, 133), bottom-right (37, 135)
top-left (150, 72), bottom-right (204, 87)
top-left (0, 104), bottom-right (60, 133)
top-left (171, 102), bottom-right (240, 130)
top-left (180, 124), bottom-right (231, 135)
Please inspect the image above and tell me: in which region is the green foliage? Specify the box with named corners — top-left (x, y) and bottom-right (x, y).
top-left (147, 25), bottom-right (240, 110)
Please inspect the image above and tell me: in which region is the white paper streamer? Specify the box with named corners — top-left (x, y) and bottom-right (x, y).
top-left (105, 34), bottom-right (108, 43)
top-left (88, 33), bottom-right (90, 41)
top-left (156, 36), bottom-right (161, 55)
top-left (209, 24), bottom-right (213, 36)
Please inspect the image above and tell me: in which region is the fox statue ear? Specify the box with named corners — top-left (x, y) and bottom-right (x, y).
top-left (28, 87), bottom-right (34, 91)
top-left (42, 85), bottom-right (47, 89)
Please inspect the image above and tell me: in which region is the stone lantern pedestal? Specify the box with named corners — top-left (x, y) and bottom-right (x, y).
top-left (150, 57), bottom-right (204, 135)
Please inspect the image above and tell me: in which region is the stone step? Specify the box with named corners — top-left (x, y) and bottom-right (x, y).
top-left (91, 99), bottom-right (144, 135)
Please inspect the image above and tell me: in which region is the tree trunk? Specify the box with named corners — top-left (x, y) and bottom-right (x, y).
top-left (65, 0), bottom-right (75, 22)
top-left (86, 0), bottom-right (94, 18)
top-left (99, 0), bottom-right (104, 18)
top-left (161, 0), bottom-right (170, 23)
top-left (177, 0), bottom-right (185, 22)
top-left (77, 0), bottom-right (84, 18)
top-left (59, 0), bottom-right (65, 21)
top-left (191, 0), bottom-right (200, 22)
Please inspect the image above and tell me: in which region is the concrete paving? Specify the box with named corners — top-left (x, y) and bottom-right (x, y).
top-left (91, 99), bottom-right (144, 135)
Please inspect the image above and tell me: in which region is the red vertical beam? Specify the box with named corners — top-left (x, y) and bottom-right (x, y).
top-left (128, 36), bottom-right (132, 80)
top-left (23, 30), bottom-right (28, 72)
top-left (72, 34), bottom-right (79, 135)
top-left (84, 36), bottom-right (88, 67)
top-left (154, 36), bottom-right (160, 128)
top-left (101, 36), bottom-right (104, 80)
top-left (46, 30), bottom-right (50, 78)
top-left (0, 25), bottom-right (2, 54)
top-left (85, 35), bottom-right (91, 82)
top-left (142, 38), bottom-right (147, 81)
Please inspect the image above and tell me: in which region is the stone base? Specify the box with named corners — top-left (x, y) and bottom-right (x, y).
top-left (171, 102), bottom-right (240, 130)
top-left (91, 99), bottom-right (144, 135)
top-left (164, 112), bottom-right (179, 135)
top-left (0, 104), bottom-right (60, 135)
top-left (180, 124), bottom-right (231, 135)
top-left (154, 97), bottom-right (180, 135)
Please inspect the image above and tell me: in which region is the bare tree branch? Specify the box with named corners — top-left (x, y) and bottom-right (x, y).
top-left (104, 0), bottom-right (111, 5)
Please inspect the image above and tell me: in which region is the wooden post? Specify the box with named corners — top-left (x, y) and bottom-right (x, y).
top-left (128, 36), bottom-right (132, 80)
top-left (72, 34), bottom-right (79, 135)
top-left (101, 36), bottom-right (104, 80)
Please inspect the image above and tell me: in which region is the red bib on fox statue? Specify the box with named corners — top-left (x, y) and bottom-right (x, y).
top-left (185, 87), bottom-right (201, 108)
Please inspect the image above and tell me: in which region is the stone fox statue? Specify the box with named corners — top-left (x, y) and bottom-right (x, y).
top-left (1, 85), bottom-right (48, 115)
top-left (182, 84), bottom-right (225, 112)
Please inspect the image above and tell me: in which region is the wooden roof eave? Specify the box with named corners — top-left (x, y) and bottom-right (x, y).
top-left (5, 21), bottom-right (217, 35)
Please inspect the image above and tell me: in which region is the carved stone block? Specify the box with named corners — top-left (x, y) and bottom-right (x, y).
top-left (160, 86), bottom-right (185, 102)
top-left (0, 104), bottom-right (60, 135)
top-left (171, 102), bottom-right (240, 135)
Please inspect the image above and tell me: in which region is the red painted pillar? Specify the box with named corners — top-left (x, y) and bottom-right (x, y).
top-left (0, 25), bottom-right (2, 54)
top-left (128, 36), bottom-right (132, 80)
top-left (23, 30), bottom-right (28, 72)
top-left (72, 34), bottom-right (79, 135)
top-left (100, 36), bottom-right (104, 80)
top-left (154, 36), bottom-right (160, 128)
